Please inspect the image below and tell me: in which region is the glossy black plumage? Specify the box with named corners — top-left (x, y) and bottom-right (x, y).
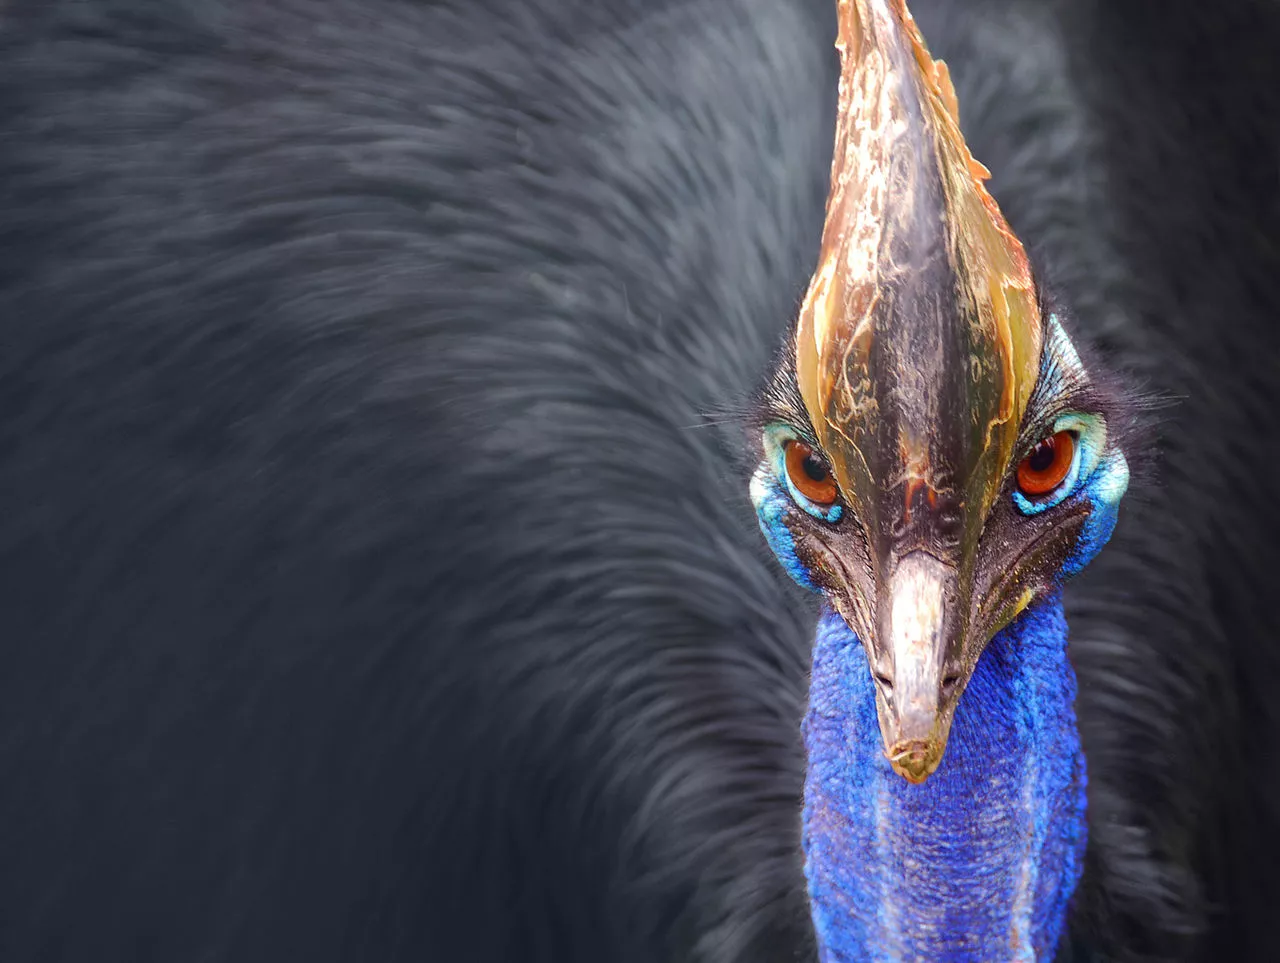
top-left (0, 1), bottom-right (1275, 961)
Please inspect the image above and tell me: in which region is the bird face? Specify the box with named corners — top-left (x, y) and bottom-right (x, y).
top-left (748, 0), bottom-right (1131, 783)
top-left (751, 313), bottom-right (1130, 783)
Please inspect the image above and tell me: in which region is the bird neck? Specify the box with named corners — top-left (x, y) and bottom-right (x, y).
top-left (802, 595), bottom-right (1086, 963)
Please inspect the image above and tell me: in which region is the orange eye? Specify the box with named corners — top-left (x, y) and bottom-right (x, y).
top-left (784, 440), bottom-right (839, 505)
top-left (1017, 431), bottom-right (1076, 496)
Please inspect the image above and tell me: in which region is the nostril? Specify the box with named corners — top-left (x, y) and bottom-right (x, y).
top-left (941, 674), bottom-right (960, 695)
top-left (874, 672), bottom-right (894, 693)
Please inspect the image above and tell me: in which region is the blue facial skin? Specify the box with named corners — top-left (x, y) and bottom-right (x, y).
top-left (749, 426), bottom-right (844, 592)
top-left (751, 420), bottom-right (1128, 962)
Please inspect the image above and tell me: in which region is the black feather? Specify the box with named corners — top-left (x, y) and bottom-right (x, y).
top-left (0, 1), bottom-right (836, 959)
top-left (0, 0), bottom-right (1277, 961)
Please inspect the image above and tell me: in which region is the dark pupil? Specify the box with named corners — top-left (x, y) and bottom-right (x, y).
top-left (1027, 439), bottom-right (1056, 472)
top-left (801, 453), bottom-right (829, 483)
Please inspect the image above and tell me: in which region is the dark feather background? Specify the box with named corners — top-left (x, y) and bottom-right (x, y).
top-left (0, 0), bottom-right (1275, 960)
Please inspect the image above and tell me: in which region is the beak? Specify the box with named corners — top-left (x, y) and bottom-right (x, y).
top-left (870, 551), bottom-right (961, 783)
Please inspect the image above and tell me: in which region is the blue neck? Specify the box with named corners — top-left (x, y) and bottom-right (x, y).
top-left (803, 596), bottom-right (1086, 962)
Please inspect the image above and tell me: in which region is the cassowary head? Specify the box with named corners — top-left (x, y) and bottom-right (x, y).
top-left (751, 0), bottom-right (1129, 783)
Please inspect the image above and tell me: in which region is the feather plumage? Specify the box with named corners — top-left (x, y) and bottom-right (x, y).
top-left (0, 0), bottom-right (1275, 960)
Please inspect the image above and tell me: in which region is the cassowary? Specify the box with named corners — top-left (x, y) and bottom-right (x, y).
top-left (0, 0), bottom-right (1276, 961)
top-left (752, 2), bottom-right (1133, 958)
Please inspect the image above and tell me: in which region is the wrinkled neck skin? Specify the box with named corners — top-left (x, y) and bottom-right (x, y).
top-left (803, 595), bottom-right (1086, 963)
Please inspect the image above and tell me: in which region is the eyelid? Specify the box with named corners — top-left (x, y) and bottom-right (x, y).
top-left (1052, 412), bottom-right (1106, 481)
top-left (1012, 412), bottom-right (1107, 515)
top-left (762, 424), bottom-right (844, 523)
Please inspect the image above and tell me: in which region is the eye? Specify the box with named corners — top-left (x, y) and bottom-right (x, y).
top-left (784, 440), bottom-right (839, 506)
top-left (1017, 430), bottom-right (1076, 497)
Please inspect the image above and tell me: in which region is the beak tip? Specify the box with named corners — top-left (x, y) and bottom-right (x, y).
top-left (887, 739), bottom-right (943, 784)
